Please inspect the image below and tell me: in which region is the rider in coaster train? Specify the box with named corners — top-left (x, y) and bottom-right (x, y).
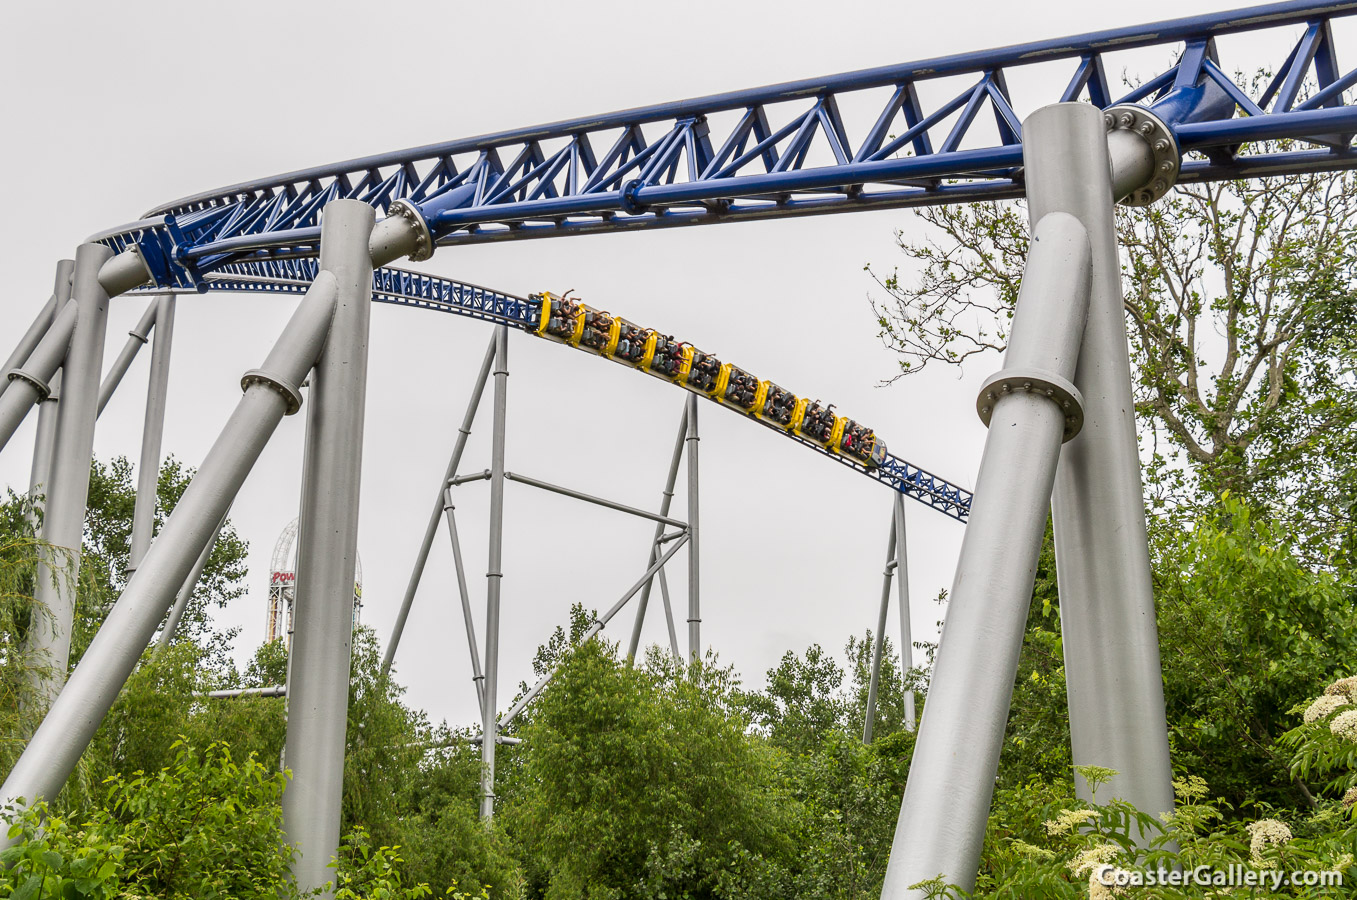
top-left (617, 323), bottom-right (643, 360)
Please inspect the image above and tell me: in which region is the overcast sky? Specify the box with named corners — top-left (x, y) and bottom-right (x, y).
top-left (0, 0), bottom-right (1326, 731)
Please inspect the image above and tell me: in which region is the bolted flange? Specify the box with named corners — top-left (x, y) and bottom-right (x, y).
top-left (240, 368), bottom-right (304, 416)
top-left (976, 366), bottom-right (1085, 442)
top-left (1104, 104), bottom-right (1179, 207)
top-left (385, 198), bottom-right (435, 262)
top-left (7, 368), bottom-right (51, 401)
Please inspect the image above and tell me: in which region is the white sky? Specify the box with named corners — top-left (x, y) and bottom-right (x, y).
top-left (0, 0), bottom-right (1324, 730)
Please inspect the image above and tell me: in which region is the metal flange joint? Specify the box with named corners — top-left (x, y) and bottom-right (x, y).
top-left (1104, 104), bottom-right (1180, 207)
top-left (976, 365), bottom-right (1084, 442)
top-left (240, 368), bottom-right (304, 416)
top-left (384, 199), bottom-right (435, 262)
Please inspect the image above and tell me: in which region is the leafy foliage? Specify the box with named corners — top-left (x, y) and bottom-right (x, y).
top-left (509, 638), bottom-right (797, 899)
top-left (1154, 498), bottom-right (1357, 812)
top-left (868, 168), bottom-right (1357, 561)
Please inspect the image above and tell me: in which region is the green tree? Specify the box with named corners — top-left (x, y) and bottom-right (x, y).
top-left (0, 740), bottom-right (302, 900)
top-left (510, 639), bottom-right (798, 899)
top-left (845, 632), bottom-right (910, 744)
top-left (869, 170), bottom-right (1357, 561)
top-left (1153, 497), bottom-right (1357, 813)
top-left (742, 643), bottom-right (847, 756)
top-left (78, 455), bottom-right (249, 669)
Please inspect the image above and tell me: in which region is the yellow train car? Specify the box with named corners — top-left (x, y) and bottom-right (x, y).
top-left (757, 382), bottom-right (802, 430)
top-left (579, 307), bottom-right (618, 356)
top-left (717, 364), bottom-right (764, 413)
top-left (649, 335), bottom-right (693, 383)
top-left (611, 319), bottom-right (651, 367)
top-left (685, 349), bottom-right (723, 394)
top-left (798, 401), bottom-right (839, 447)
top-left (534, 292), bottom-right (585, 346)
top-left (529, 290), bottom-right (889, 469)
top-left (836, 418), bottom-right (888, 467)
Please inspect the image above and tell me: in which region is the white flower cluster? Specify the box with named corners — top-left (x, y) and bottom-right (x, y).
top-left (1010, 839), bottom-right (1054, 860)
top-left (1069, 845), bottom-right (1125, 900)
top-left (1068, 843), bottom-right (1120, 877)
top-left (1089, 871), bottom-right (1127, 900)
top-left (1303, 693), bottom-right (1350, 724)
top-left (1344, 786), bottom-right (1357, 808)
top-left (1246, 819), bottom-right (1292, 868)
top-left (1043, 808), bottom-right (1095, 836)
top-left (1325, 676), bottom-right (1357, 701)
top-left (1330, 709), bottom-right (1357, 743)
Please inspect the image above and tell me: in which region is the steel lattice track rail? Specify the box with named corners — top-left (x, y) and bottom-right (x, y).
top-left (82, 0), bottom-right (1357, 524)
top-left (90, 0), bottom-right (1357, 290)
top-left (175, 260), bottom-right (974, 521)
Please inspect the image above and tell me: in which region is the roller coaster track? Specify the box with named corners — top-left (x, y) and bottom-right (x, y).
top-left (81, 0), bottom-right (1357, 523)
top-left (90, 0), bottom-right (1357, 291)
top-left (178, 258), bottom-right (974, 521)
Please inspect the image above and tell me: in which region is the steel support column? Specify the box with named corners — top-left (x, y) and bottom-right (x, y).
top-left (444, 489), bottom-right (485, 710)
top-left (127, 296), bottom-right (175, 574)
top-left (656, 566), bottom-right (682, 662)
top-left (685, 393), bottom-right (700, 667)
top-left (627, 406), bottom-right (688, 664)
top-left (480, 324), bottom-right (509, 820)
top-left (22, 264), bottom-right (75, 517)
top-left (881, 212), bottom-right (1091, 898)
top-left (0, 293), bottom-right (60, 403)
top-left (1026, 103), bottom-right (1176, 822)
top-left (381, 333), bottom-right (497, 676)
top-left (281, 200), bottom-right (375, 897)
top-left (26, 373), bottom-right (60, 526)
top-left (26, 244), bottom-right (112, 707)
top-left (0, 262), bottom-right (339, 831)
top-left (501, 534), bottom-right (691, 728)
top-left (0, 264), bottom-right (75, 455)
top-left (894, 493), bottom-right (915, 732)
top-left (863, 512), bottom-right (897, 744)
top-left (155, 507), bottom-right (228, 655)
top-left (96, 300), bottom-right (159, 417)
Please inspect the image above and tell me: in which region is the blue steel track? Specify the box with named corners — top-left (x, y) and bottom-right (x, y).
top-left (197, 258), bottom-right (976, 521)
top-left (88, 0), bottom-right (1357, 522)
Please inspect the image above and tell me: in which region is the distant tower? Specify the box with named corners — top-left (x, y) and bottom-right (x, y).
top-left (266, 518), bottom-right (363, 646)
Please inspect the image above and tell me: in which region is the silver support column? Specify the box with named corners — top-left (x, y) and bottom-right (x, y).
top-left (480, 325), bottom-right (509, 820)
top-left (882, 212), bottom-right (1091, 898)
top-left (155, 507), bottom-right (228, 655)
top-left (627, 406), bottom-right (689, 664)
top-left (444, 489), bottom-right (485, 709)
top-left (127, 296), bottom-right (175, 574)
top-left (685, 393), bottom-right (700, 666)
top-left (22, 265), bottom-right (74, 515)
top-left (0, 293), bottom-right (60, 403)
top-left (501, 534), bottom-right (691, 728)
top-left (96, 299), bottom-right (159, 417)
top-left (26, 373), bottom-right (60, 524)
top-left (381, 334), bottom-right (497, 677)
top-left (282, 200), bottom-right (375, 897)
top-left (656, 565), bottom-right (682, 662)
top-left (1026, 103), bottom-right (1176, 822)
top-left (0, 265), bottom-right (76, 455)
top-left (1, 264), bottom-right (339, 831)
top-left (504, 471), bottom-right (688, 527)
top-left (863, 512), bottom-right (898, 744)
top-left (894, 494), bottom-right (915, 732)
top-left (26, 244), bottom-right (112, 707)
